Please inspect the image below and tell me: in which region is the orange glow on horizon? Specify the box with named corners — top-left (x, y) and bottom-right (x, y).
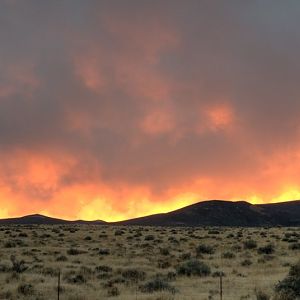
top-left (0, 145), bottom-right (300, 222)
top-left (0, 175), bottom-right (299, 222)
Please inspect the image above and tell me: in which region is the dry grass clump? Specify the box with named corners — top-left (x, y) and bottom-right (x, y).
top-left (257, 243), bottom-right (275, 255)
top-left (139, 277), bottom-right (176, 294)
top-left (196, 244), bottom-right (215, 255)
top-left (10, 255), bottom-right (27, 273)
top-left (254, 288), bottom-right (270, 300)
top-left (67, 248), bottom-right (85, 255)
top-left (244, 239), bottom-right (257, 250)
top-left (274, 260), bottom-right (300, 299)
top-left (222, 251), bottom-right (235, 259)
top-left (176, 260), bottom-right (211, 277)
top-left (17, 283), bottom-right (35, 296)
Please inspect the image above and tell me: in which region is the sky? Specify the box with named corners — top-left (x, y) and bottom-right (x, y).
top-left (1, 1), bottom-right (300, 221)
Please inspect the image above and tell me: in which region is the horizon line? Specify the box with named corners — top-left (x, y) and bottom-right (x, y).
top-left (2, 198), bottom-right (299, 223)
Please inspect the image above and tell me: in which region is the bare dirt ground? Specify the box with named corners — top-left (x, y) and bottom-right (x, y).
top-left (0, 225), bottom-right (299, 299)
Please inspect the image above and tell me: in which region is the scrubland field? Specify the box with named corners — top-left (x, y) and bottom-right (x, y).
top-left (0, 225), bottom-right (299, 300)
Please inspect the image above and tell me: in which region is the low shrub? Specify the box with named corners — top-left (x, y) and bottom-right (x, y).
top-left (275, 261), bottom-right (300, 299)
top-left (241, 259), bottom-right (252, 266)
top-left (0, 263), bottom-right (10, 273)
top-left (10, 255), bottom-right (27, 273)
top-left (222, 251), bottom-right (235, 259)
top-left (56, 255), bottom-right (68, 262)
top-left (107, 286), bottom-right (120, 297)
top-left (4, 241), bottom-right (16, 248)
top-left (41, 267), bottom-right (59, 277)
top-left (95, 265), bottom-right (112, 273)
top-left (145, 235), bottom-right (155, 241)
top-left (196, 244), bottom-right (215, 255)
top-left (288, 243), bottom-right (300, 250)
top-left (114, 229), bottom-right (124, 236)
top-left (257, 244), bottom-right (274, 255)
top-left (17, 283), bottom-right (34, 296)
top-left (139, 278), bottom-right (176, 294)
top-left (18, 232), bottom-right (28, 238)
top-left (67, 248), bottom-right (84, 255)
top-left (159, 248), bottom-right (170, 256)
top-left (157, 260), bottom-right (171, 269)
top-left (99, 249), bottom-right (110, 255)
top-left (95, 265), bottom-right (112, 279)
top-left (121, 268), bottom-right (146, 282)
top-left (176, 260), bottom-right (211, 277)
top-left (212, 271), bottom-right (225, 278)
top-left (244, 240), bottom-right (257, 250)
top-left (179, 252), bottom-right (191, 261)
top-left (255, 288), bottom-right (270, 300)
top-left (64, 271), bottom-right (86, 284)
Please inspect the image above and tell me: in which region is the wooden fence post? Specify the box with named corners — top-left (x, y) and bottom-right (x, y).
top-left (57, 269), bottom-right (61, 300)
top-left (220, 272), bottom-right (223, 300)
top-left (135, 278), bottom-right (138, 300)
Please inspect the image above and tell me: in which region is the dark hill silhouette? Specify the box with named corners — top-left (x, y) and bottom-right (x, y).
top-left (0, 200), bottom-right (299, 226)
top-left (0, 214), bottom-right (106, 225)
top-left (113, 200), bottom-right (300, 226)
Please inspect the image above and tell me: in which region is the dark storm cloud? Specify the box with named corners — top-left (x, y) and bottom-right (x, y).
top-left (1, 0), bottom-right (300, 219)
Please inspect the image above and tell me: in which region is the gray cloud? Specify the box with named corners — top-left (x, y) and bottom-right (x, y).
top-left (0, 1), bottom-right (300, 218)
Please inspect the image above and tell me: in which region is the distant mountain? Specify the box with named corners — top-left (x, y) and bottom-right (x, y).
top-left (0, 200), bottom-right (299, 226)
top-left (114, 200), bottom-right (300, 227)
top-left (0, 214), bottom-right (106, 225)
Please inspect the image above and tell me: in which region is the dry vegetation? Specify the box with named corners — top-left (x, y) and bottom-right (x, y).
top-left (0, 225), bottom-right (299, 299)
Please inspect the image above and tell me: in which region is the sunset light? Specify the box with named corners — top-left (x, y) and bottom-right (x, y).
top-left (1, 1), bottom-right (300, 222)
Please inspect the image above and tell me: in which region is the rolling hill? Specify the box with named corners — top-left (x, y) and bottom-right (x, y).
top-left (0, 200), bottom-right (299, 226)
top-left (114, 200), bottom-right (300, 226)
top-left (0, 214), bottom-right (106, 225)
